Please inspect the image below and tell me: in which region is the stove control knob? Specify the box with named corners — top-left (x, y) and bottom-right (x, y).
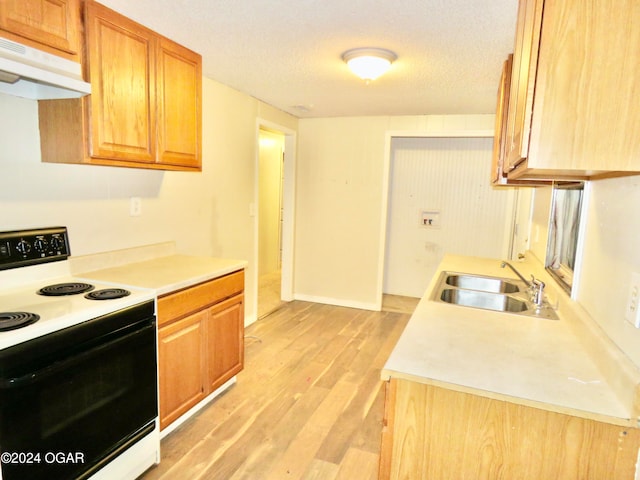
top-left (16, 239), bottom-right (31, 255)
top-left (50, 235), bottom-right (65, 252)
top-left (34, 237), bottom-right (48, 253)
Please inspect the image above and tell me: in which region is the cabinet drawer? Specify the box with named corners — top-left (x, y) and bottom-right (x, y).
top-left (158, 270), bottom-right (244, 326)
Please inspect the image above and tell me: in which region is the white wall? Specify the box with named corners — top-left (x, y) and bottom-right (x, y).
top-left (576, 176), bottom-right (640, 367)
top-left (0, 79), bottom-right (298, 323)
top-left (529, 186), bottom-right (553, 262)
top-left (294, 114), bottom-right (496, 309)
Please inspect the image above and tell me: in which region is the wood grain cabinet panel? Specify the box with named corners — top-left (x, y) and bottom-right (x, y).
top-left (38, 0), bottom-right (202, 171)
top-left (503, 0), bottom-right (542, 174)
top-left (491, 54), bottom-right (548, 186)
top-left (157, 37), bottom-right (202, 168)
top-left (379, 379), bottom-right (640, 480)
top-left (157, 270), bottom-right (244, 325)
top-left (495, 0), bottom-right (640, 181)
top-left (158, 310), bottom-right (206, 430)
top-left (0, 0), bottom-right (80, 59)
top-left (157, 270), bottom-right (245, 431)
top-left (84, 2), bottom-right (156, 163)
top-left (206, 294), bottom-right (244, 393)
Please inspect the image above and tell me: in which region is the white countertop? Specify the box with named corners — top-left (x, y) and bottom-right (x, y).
top-left (382, 254), bottom-right (633, 425)
top-left (76, 254), bottom-right (247, 295)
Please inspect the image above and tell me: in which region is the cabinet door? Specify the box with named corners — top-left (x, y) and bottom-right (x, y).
top-left (158, 310), bottom-right (206, 430)
top-left (386, 380), bottom-right (640, 479)
top-left (491, 55), bottom-right (512, 184)
top-left (205, 294), bottom-right (244, 394)
top-left (504, 0), bottom-right (544, 173)
top-left (84, 1), bottom-right (157, 163)
top-left (492, 56), bottom-right (548, 187)
top-left (527, 0), bottom-right (640, 174)
top-left (0, 0), bottom-right (80, 56)
top-left (157, 37), bottom-right (202, 169)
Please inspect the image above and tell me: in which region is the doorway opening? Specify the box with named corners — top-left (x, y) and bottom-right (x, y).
top-left (256, 123), bottom-right (296, 320)
top-left (258, 129), bottom-right (285, 318)
top-left (380, 135), bottom-right (516, 310)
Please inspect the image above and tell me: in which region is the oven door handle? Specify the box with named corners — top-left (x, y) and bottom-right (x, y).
top-left (0, 321), bottom-right (155, 389)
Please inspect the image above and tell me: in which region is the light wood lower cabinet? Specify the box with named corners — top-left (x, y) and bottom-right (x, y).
top-left (206, 295), bottom-right (244, 393)
top-left (157, 270), bottom-right (244, 430)
top-left (158, 310), bottom-right (207, 429)
top-left (380, 378), bottom-right (640, 480)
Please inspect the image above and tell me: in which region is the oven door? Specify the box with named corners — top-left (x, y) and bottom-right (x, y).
top-left (0, 301), bottom-right (158, 480)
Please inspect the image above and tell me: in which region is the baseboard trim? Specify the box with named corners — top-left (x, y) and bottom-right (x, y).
top-left (293, 293), bottom-right (379, 311)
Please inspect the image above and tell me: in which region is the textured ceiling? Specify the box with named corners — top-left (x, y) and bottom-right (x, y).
top-left (97, 0), bottom-right (518, 118)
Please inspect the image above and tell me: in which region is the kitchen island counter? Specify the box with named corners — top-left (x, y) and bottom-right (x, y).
top-left (382, 254), bottom-right (638, 426)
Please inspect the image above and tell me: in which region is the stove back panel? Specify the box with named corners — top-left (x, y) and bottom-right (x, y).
top-left (0, 227), bottom-right (70, 271)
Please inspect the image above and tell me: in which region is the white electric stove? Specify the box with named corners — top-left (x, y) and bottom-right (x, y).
top-left (0, 227), bottom-right (160, 480)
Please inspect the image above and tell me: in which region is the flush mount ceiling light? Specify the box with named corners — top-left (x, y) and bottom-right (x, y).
top-left (342, 47), bottom-right (397, 82)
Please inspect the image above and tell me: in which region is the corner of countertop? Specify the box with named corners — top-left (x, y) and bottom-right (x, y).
top-left (512, 251), bottom-right (640, 424)
top-left (560, 294), bottom-right (640, 425)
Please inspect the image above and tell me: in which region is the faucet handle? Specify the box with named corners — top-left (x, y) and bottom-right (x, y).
top-left (530, 275), bottom-right (545, 306)
top-left (530, 275), bottom-right (545, 288)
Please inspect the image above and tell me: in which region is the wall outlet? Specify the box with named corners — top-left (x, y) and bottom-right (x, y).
top-left (129, 197), bottom-right (142, 217)
top-left (625, 272), bottom-right (640, 328)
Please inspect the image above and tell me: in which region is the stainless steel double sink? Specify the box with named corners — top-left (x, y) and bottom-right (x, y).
top-left (432, 271), bottom-right (559, 320)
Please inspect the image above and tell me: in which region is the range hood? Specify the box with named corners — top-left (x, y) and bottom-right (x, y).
top-left (0, 36), bottom-right (91, 100)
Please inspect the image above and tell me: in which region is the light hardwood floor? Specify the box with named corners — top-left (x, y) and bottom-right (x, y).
top-left (140, 301), bottom-right (411, 480)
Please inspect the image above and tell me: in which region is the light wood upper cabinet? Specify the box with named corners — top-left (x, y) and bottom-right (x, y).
top-left (491, 55), bottom-right (513, 184)
top-left (157, 37), bottom-right (202, 168)
top-left (503, 0), bottom-right (542, 174)
top-left (0, 0), bottom-right (80, 60)
top-left (491, 55), bottom-right (549, 187)
top-left (85, 2), bottom-right (156, 163)
top-left (499, 0), bottom-right (640, 180)
top-left (38, 0), bottom-right (202, 171)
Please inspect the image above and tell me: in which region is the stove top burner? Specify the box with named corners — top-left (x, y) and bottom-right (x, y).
top-left (37, 282), bottom-right (95, 296)
top-left (0, 312), bottom-right (40, 331)
top-left (85, 288), bottom-right (131, 301)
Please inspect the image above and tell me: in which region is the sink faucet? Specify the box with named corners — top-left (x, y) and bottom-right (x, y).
top-left (501, 261), bottom-right (546, 307)
top-left (500, 261), bottom-right (530, 285)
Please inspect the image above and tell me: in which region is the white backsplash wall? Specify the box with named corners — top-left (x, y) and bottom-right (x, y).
top-left (577, 175), bottom-right (640, 367)
top-left (384, 136), bottom-right (515, 298)
top-left (529, 186), bottom-right (553, 262)
top-left (528, 177), bottom-right (640, 368)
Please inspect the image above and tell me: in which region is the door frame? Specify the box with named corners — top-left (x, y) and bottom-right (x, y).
top-left (254, 119), bottom-right (297, 320)
top-left (376, 129), bottom-right (515, 308)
